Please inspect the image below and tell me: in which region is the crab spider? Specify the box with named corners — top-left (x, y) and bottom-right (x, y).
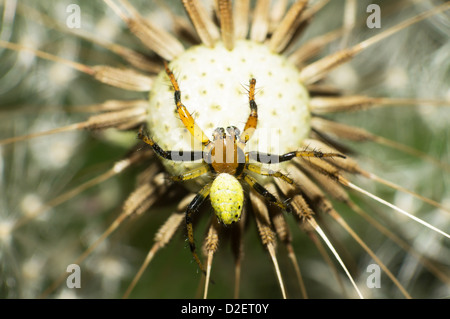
top-left (138, 62), bottom-right (345, 272)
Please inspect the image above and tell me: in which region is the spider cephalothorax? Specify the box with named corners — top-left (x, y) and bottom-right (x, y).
top-left (138, 62), bottom-right (345, 272)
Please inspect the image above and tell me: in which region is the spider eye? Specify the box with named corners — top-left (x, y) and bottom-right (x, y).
top-left (226, 126), bottom-right (240, 137)
top-left (213, 127), bottom-right (226, 140)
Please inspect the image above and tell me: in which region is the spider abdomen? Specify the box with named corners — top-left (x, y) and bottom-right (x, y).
top-left (210, 173), bottom-right (244, 225)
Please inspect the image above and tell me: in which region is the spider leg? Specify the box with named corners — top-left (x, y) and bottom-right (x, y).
top-left (247, 149), bottom-right (346, 164)
top-left (245, 163), bottom-right (293, 184)
top-left (171, 165), bottom-right (210, 181)
top-left (185, 182), bottom-right (212, 273)
top-left (138, 127), bottom-right (204, 161)
top-left (164, 62), bottom-right (211, 148)
top-left (243, 173), bottom-right (292, 212)
top-left (239, 78), bottom-right (258, 144)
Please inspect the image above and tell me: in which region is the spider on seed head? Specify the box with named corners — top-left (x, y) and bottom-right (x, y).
top-left (138, 61), bottom-right (345, 272)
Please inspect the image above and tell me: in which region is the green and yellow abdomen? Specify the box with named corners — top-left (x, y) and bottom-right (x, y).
top-left (210, 173), bottom-right (244, 225)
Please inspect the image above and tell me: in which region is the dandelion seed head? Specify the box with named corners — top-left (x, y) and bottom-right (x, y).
top-left (20, 193), bottom-right (46, 220)
top-left (148, 40), bottom-right (310, 180)
top-left (16, 36), bottom-right (37, 67)
top-left (385, 66), bottom-right (409, 90)
top-left (48, 58), bottom-right (76, 87)
top-left (22, 255), bottom-right (45, 282)
top-left (96, 16), bottom-right (121, 40)
top-left (29, 120), bottom-right (80, 170)
top-left (328, 64), bottom-right (359, 91)
top-left (97, 256), bottom-right (127, 279)
top-left (0, 219), bottom-right (14, 245)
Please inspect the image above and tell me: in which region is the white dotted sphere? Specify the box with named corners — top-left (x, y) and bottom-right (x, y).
top-left (147, 40), bottom-right (311, 190)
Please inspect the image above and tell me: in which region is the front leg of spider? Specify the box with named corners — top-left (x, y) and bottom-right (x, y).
top-left (239, 78), bottom-right (258, 145)
top-left (237, 78), bottom-right (293, 214)
top-left (164, 61), bottom-right (211, 149)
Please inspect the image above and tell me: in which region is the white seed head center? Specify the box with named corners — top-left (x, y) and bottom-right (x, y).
top-left (147, 40), bottom-right (310, 187)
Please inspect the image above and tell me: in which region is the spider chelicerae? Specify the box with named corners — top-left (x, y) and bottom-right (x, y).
top-left (138, 62), bottom-right (345, 272)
